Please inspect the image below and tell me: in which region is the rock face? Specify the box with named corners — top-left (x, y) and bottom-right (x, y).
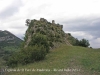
top-left (24, 18), bottom-right (71, 48)
top-left (0, 36), bottom-right (14, 41)
top-left (0, 30), bottom-right (22, 47)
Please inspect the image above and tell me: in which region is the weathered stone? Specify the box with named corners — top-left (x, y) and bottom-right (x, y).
top-left (61, 25), bottom-right (63, 28)
top-left (24, 18), bottom-right (72, 48)
top-left (52, 20), bottom-right (55, 24)
top-left (40, 18), bottom-right (47, 23)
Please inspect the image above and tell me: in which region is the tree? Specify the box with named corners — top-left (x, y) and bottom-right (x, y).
top-left (79, 38), bottom-right (90, 47)
top-left (25, 19), bottom-right (31, 26)
top-left (74, 38), bottom-right (80, 46)
top-left (29, 33), bottom-right (49, 53)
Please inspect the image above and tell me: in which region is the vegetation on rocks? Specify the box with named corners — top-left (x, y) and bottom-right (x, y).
top-left (67, 33), bottom-right (90, 47)
top-left (7, 18), bottom-right (90, 67)
top-left (7, 18), bottom-right (67, 67)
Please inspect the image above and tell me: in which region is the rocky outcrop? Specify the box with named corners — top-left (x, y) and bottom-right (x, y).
top-left (24, 18), bottom-right (72, 48)
top-left (0, 36), bottom-right (14, 41)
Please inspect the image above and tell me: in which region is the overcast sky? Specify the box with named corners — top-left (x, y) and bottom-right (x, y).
top-left (0, 0), bottom-right (100, 48)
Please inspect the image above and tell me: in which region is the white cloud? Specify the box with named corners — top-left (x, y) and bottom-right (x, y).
top-left (18, 0), bottom-right (100, 21)
top-left (0, 0), bottom-right (13, 11)
top-left (66, 31), bottom-right (94, 40)
top-left (0, 0), bottom-right (23, 19)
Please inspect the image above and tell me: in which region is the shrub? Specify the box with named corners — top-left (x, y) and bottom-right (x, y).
top-left (29, 33), bottom-right (49, 53)
top-left (36, 28), bottom-right (40, 32)
top-left (79, 39), bottom-right (90, 47)
top-left (49, 41), bottom-right (54, 47)
top-left (7, 45), bottom-right (47, 67)
top-left (23, 45), bottom-right (47, 61)
top-left (68, 33), bottom-right (71, 36)
top-left (7, 52), bottom-right (19, 67)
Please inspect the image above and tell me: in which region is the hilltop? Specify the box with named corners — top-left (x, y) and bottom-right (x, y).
top-left (24, 18), bottom-right (71, 49)
top-left (24, 18), bottom-right (89, 48)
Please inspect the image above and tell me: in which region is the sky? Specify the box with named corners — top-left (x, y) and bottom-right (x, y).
top-left (0, 0), bottom-right (100, 48)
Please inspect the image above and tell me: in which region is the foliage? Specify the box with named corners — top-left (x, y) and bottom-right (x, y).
top-left (24, 18), bottom-right (67, 48)
top-left (7, 45), bottom-right (47, 67)
top-left (79, 39), bottom-right (90, 47)
top-left (0, 46), bottom-right (20, 62)
top-left (67, 33), bottom-right (90, 47)
top-left (29, 33), bottom-right (49, 53)
top-left (7, 33), bottom-right (50, 67)
top-left (7, 52), bottom-right (19, 67)
top-left (6, 18), bottom-right (91, 68)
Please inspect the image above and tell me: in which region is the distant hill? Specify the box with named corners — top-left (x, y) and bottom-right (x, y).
top-left (0, 30), bottom-right (22, 47)
top-left (0, 30), bottom-right (23, 66)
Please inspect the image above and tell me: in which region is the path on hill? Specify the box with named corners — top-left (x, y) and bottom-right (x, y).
top-left (64, 38), bottom-right (72, 46)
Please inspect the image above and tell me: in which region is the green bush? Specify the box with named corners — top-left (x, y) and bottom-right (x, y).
top-left (79, 39), bottom-right (90, 47)
top-left (23, 45), bottom-right (47, 61)
top-left (7, 45), bottom-right (47, 67)
top-left (29, 33), bottom-right (49, 53)
top-left (67, 33), bottom-right (90, 47)
top-left (49, 41), bottom-right (54, 47)
top-left (7, 52), bottom-right (19, 67)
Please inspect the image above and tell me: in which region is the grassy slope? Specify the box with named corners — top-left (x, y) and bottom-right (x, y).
top-left (8, 45), bottom-right (100, 75)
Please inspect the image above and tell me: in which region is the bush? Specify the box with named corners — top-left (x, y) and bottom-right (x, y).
top-left (79, 39), bottom-right (90, 47)
top-left (23, 45), bottom-right (47, 61)
top-left (7, 45), bottom-right (47, 67)
top-left (7, 52), bottom-right (19, 67)
top-left (49, 41), bottom-right (54, 47)
top-left (29, 33), bottom-right (49, 53)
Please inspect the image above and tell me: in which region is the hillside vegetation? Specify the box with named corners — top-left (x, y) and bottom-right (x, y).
top-left (7, 18), bottom-right (72, 67)
top-left (7, 18), bottom-right (90, 67)
top-left (0, 18), bottom-right (99, 75)
top-left (0, 30), bottom-right (22, 67)
top-left (0, 30), bottom-right (22, 59)
top-left (24, 18), bottom-right (69, 48)
top-left (7, 45), bottom-right (100, 75)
